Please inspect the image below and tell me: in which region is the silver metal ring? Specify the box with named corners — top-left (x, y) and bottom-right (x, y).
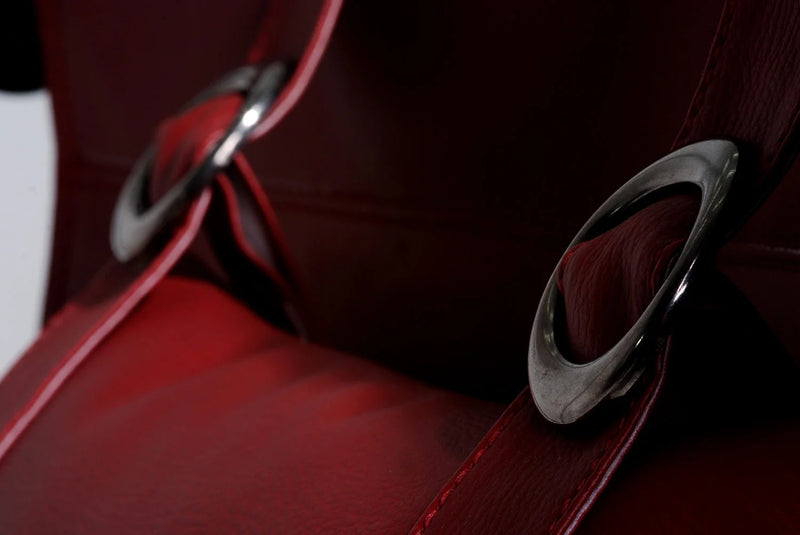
top-left (110, 62), bottom-right (288, 262)
top-left (528, 139), bottom-right (738, 424)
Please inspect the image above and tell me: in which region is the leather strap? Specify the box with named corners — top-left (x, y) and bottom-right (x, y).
top-left (147, 95), bottom-right (304, 332)
top-left (0, 192), bottom-right (212, 462)
top-left (147, 0), bottom-right (345, 331)
top-left (674, 0), bottom-right (800, 209)
top-left (411, 1), bottom-right (800, 533)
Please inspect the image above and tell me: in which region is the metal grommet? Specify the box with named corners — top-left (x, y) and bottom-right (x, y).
top-left (110, 62), bottom-right (289, 262)
top-left (528, 139), bottom-right (738, 424)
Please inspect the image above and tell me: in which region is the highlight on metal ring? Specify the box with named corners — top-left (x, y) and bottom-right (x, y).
top-left (110, 62), bottom-right (289, 262)
top-left (528, 139), bottom-right (738, 424)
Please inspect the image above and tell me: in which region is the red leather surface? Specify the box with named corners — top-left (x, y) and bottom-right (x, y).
top-left (561, 0), bottom-right (800, 368)
top-left (580, 274), bottom-right (800, 533)
top-left (556, 0), bottom-right (800, 370)
top-left (0, 0), bottom-right (338, 490)
top-left (147, 95), bottom-right (305, 329)
top-left (0, 194), bottom-right (210, 463)
top-left (4, 0), bottom-right (799, 533)
top-left (37, 0), bottom-right (725, 399)
top-left (0, 34), bottom-right (506, 526)
top-left (412, 1), bottom-right (800, 532)
top-left (0, 277), bottom-right (503, 533)
top-left (675, 0), bottom-right (800, 194)
top-left (412, 362), bottom-right (666, 535)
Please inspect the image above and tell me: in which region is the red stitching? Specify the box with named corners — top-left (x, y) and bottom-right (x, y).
top-left (546, 399), bottom-right (632, 534)
top-left (412, 393), bottom-right (528, 534)
top-left (676, 0), bottom-right (800, 192)
top-left (504, 11), bottom-right (744, 533)
top-left (0, 194), bottom-right (211, 464)
top-left (746, 1), bottom-right (800, 179)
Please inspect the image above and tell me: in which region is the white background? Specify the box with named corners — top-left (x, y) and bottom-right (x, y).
top-left (0, 91), bottom-right (55, 378)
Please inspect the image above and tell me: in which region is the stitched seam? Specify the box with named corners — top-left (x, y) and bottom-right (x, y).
top-left (0, 289), bottom-right (143, 463)
top-left (546, 235), bottom-right (683, 534)
top-left (0, 195), bottom-right (209, 465)
top-left (0, 302), bottom-right (78, 390)
top-left (546, 397), bottom-right (634, 534)
top-left (674, 0), bottom-right (737, 148)
top-left (412, 393), bottom-right (528, 534)
top-left (417, 2), bottom-right (740, 531)
top-left (61, 164), bottom-right (556, 243)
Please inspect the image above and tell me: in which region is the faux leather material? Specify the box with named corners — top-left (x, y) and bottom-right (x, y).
top-left (0, 0), bottom-right (343, 462)
top-left (562, 0), bottom-right (800, 369)
top-left (3, 0), bottom-right (799, 533)
top-left (675, 0), bottom-right (800, 196)
top-left (580, 273), bottom-right (800, 533)
top-left (0, 5), bottom-right (503, 533)
top-left (37, 0), bottom-right (725, 399)
top-left (413, 1), bottom-right (800, 532)
top-left (0, 194), bottom-right (210, 463)
top-left (411, 363), bottom-right (666, 535)
top-left (0, 277), bottom-right (503, 533)
top-left (148, 95), bottom-right (305, 331)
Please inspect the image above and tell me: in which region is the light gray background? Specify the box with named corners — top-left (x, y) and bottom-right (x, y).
top-left (0, 91), bottom-right (55, 379)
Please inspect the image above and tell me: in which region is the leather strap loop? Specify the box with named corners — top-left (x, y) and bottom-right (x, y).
top-left (0, 0), bottom-right (343, 469)
top-left (146, 0), bottom-right (344, 237)
top-left (144, 0), bottom-right (346, 331)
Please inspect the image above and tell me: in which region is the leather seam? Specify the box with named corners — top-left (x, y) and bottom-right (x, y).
top-left (547, 240), bottom-right (678, 533)
top-left (412, 392), bottom-right (528, 534)
top-left (0, 195), bottom-right (210, 465)
top-left (57, 166), bottom-right (552, 242)
top-left (546, 398), bottom-right (634, 534)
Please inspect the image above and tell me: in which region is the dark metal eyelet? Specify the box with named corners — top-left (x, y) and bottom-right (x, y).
top-left (528, 140), bottom-right (738, 424)
top-left (110, 62), bottom-right (288, 262)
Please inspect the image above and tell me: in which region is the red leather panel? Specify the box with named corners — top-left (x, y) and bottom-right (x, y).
top-left (0, 277), bottom-right (503, 533)
top-left (584, 422), bottom-right (800, 533)
top-left (0, 194), bottom-right (210, 463)
top-left (11, 0), bottom-right (798, 533)
top-left (579, 274), bottom-right (800, 533)
top-left (675, 0), bottom-right (800, 192)
top-left (412, 364), bottom-right (665, 535)
top-left (556, 0), bottom-right (800, 371)
top-left (37, 0), bottom-right (724, 398)
top-left (560, 0), bottom-right (800, 369)
top-left (0, 0), bottom-right (331, 470)
top-left (413, 1), bottom-right (800, 532)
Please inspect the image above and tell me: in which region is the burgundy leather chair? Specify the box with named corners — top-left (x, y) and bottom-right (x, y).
top-left (0, 0), bottom-right (798, 532)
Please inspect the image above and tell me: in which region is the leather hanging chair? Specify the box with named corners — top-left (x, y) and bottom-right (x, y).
top-left (0, 0), bottom-right (798, 532)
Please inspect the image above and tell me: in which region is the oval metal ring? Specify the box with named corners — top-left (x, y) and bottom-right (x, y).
top-left (528, 139), bottom-right (738, 424)
top-left (110, 62), bottom-right (288, 262)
